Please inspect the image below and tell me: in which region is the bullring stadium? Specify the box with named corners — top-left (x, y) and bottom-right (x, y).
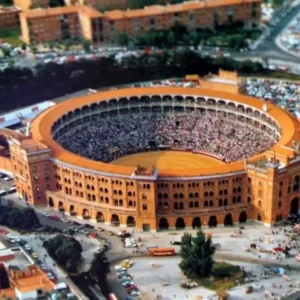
top-left (2, 73), bottom-right (300, 231)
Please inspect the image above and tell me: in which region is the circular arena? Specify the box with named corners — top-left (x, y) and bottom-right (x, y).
top-left (29, 87), bottom-right (300, 231)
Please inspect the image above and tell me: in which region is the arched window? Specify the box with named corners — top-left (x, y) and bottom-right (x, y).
top-left (194, 201), bottom-right (199, 208)
top-left (209, 200), bottom-right (213, 207)
top-left (189, 202), bottom-right (194, 208)
top-left (174, 193), bottom-right (178, 199)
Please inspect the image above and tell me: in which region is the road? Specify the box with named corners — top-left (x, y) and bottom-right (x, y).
top-left (229, 3), bottom-right (300, 65)
top-left (0, 193), bottom-right (130, 299)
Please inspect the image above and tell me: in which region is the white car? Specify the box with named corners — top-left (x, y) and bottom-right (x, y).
top-left (24, 245), bottom-right (31, 251)
top-left (60, 218), bottom-right (69, 223)
top-left (42, 212), bottom-right (50, 217)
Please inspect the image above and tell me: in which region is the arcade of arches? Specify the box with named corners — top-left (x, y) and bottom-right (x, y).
top-left (48, 194), bottom-right (249, 230)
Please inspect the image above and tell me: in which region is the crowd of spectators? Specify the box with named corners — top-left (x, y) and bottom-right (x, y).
top-left (57, 111), bottom-right (277, 163)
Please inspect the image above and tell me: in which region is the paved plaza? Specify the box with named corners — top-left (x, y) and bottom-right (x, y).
top-left (121, 257), bottom-right (300, 299)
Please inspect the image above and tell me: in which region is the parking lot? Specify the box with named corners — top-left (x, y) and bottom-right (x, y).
top-left (0, 171), bottom-right (15, 196)
top-left (114, 257), bottom-right (300, 300)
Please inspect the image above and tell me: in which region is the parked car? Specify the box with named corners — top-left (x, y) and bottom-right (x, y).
top-left (122, 281), bottom-right (135, 287)
top-left (125, 285), bottom-right (138, 292)
top-left (84, 224), bottom-right (94, 229)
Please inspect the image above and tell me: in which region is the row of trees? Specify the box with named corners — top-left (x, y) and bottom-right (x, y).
top-left (118, 22), bottom-right (260, 49)
top-left (44, 235), bottom-right (83, 273)
top-left (0, 50), bottom-right (264, 113)
top-left (0, 205), bottom-right (40, 230)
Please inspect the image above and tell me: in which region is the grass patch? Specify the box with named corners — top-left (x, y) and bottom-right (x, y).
top-left (0, 27), bottom-right (21, 47)
top-left (198, 262), bottom-right (244, 291)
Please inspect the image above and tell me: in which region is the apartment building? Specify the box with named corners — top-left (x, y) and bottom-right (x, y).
top-left (20, 0), bottom-right (261, 44)
top-left (0, 6), bottom-right (21, 29)
top-left (20, 5), bottom-right (103, 44)
top-left (103, 0), bottom-right (261, 42)
top-left (13, 0), bottom-right (48, 10)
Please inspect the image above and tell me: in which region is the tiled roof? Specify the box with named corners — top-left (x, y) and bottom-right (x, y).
top-left (104, 0), bottom-right (261, 20)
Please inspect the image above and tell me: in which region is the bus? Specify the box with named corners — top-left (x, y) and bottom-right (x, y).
top-left (108, 294), bottom-right (118, 300)
top-left (149, 247), bottom-right (175, 256)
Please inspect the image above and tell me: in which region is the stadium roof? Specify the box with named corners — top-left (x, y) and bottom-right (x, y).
top-left (30, 87), bottom-right (300, 178)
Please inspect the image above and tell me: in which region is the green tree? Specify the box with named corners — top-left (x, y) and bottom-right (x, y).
top-left (89, 252), bottom-right (110, 286)
top-left (179, 230), bottom-right (215, 278)
top-left (49, 0), bottom-right (64, 7)
top-left (65, 259), bottom-right (77, 273)
top-left (82, 39), bottom-right (91, 53)
top-left (117, 33), bottom-right (129, 47)
top-left (167, 31), bottom-right (176, 47)
top-left (22, 207), bottom-right (40, 229)
top-left (45, 235), bottom-right (82, 273)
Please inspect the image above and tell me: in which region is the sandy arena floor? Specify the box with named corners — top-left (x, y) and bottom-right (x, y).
top-left (111, 151), bottom-right (225, 170)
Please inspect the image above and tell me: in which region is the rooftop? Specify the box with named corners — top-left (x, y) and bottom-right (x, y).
top-left (21, 0), bottom-right (260, 20)
top-left (104, 0), bottom-right (261, 20)
top-left (0, 5), bottom-right (20, 14)
top-left (21, 4), bottom-right (102, 18)
top-left (0, 247), bottom-right (32, 267)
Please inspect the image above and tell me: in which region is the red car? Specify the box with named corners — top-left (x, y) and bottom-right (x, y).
top-left (50, 216), bottom-right (60, 221)
top-left (125, 285), bottom-right (138, 292)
